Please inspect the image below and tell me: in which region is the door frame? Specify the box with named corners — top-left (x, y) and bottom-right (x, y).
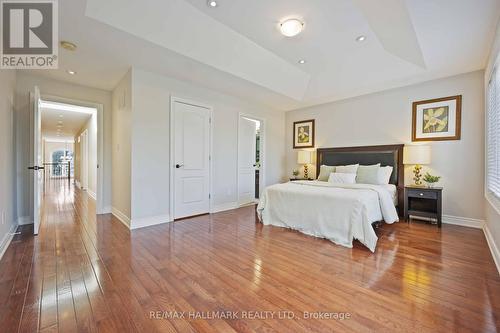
top-left (237, 113), bottom-right (266, 206)
top-left (169, 96), bottom-right (214, 221)
top-left (41, 94), bottom-right (105, 214)
top-left (80, 129), bottom-right (89, 190)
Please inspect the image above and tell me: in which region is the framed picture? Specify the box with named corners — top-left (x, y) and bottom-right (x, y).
top-left (293, 119), bottom-right (315, 148)
top-left (412, 95), bottom-right (462, 141)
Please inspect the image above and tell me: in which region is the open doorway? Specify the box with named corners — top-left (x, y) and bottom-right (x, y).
top-left (40, 99), bottom-right (98, 200)
top-left (238, 114), bottom-right (264, 206)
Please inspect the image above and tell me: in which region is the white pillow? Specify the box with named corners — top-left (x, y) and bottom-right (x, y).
top-left (328, 172), bottom-right (356, 184)
top-left (335, 164), bottom-right (359, 174)
top-left (378, 166), bottom-right (394, 185)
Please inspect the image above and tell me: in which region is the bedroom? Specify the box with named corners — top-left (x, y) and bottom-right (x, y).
top-left (0, 0), bottom-right (499, 332)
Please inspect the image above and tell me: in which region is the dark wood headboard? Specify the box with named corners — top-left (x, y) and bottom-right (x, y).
top-left (316, 144), bottom-right (404, 213)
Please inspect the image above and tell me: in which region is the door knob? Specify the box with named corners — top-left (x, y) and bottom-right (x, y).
top-left (175, 164), bottom-right (184, 169)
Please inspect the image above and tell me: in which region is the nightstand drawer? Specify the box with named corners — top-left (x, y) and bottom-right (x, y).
top-left (407, 189), bottom-right (437, 199)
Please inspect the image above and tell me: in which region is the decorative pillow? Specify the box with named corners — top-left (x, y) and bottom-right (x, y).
top-left (356, 164), bottom-right (381, 184)
top-left (335, 164), bottom-right (359, 174)
top-left (317, 165), bottom-right (336, 181)
top-left (328, 172), bottom-right (356, 184)
top-left (378, 166), bottom-right (393, 185)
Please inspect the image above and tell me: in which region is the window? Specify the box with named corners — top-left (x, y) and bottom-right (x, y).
top-left (51, 149), bottom-right (74, 178)
top-left (487, 67), bottom-right (500, 198)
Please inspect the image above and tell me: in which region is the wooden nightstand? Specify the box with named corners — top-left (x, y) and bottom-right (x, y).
top-left (404, 186), bottom-right (443, 228)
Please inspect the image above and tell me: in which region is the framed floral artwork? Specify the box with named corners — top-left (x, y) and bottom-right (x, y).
top-left (412, 95), bottom-right (462, 141)
top-left (293, 119), bottom-right (315, 148)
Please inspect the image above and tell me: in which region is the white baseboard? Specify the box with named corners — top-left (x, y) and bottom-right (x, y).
top-left (17, 216), bottom-right (32, 225)
top-left (87, 190), bottom-right (96, 200)
top-left (0, 224), bottom-right (17, 260)
top-left (101, 206), bottom-right (112, 214)
top-left (211, 201), bottom-right (238, 213)
top-left (442, 215), bottom-right (485, 229)
top-left (484, 223), bottom-right (500, 276)
top-left (131, 214), bottom-right (171, 230)
top-left (111, 207), bottom-right (131, 228)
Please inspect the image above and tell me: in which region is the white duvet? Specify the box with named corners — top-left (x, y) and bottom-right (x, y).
top-left (256, 181), bottom-right (399, 252)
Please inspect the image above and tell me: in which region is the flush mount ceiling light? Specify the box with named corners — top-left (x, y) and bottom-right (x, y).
top-left (356, 35), bottom-right (366, 42)
top-left (60, 41), bottom-right (77, 51)
top-left (298, 59), bottom-right (306, 64)
top-left (67, 70), bottom-right (76, 75)
top-left (207, 0), bottom-right (217, 7)
top-left (280, 18), bottom-right (304, 37)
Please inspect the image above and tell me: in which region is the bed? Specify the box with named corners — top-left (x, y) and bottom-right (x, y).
top-left (257, 144), bottom-right (404, 252)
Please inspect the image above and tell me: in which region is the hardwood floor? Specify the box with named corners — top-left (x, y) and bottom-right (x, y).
top-left (0, 183), bottom-right (499, 332)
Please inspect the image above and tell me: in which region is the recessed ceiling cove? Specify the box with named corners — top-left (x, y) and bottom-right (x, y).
top-left (352, 0), bottom-right (426, 68)
top-left (39, 0), bottom-right (499, 110)
top-left (85, 0), bottom-right (311, 101)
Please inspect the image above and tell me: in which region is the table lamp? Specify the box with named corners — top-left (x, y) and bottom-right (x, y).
top-left (298, 150), bottom-right (312, 180)
top-left (403, 145), bottom-right (431, 186)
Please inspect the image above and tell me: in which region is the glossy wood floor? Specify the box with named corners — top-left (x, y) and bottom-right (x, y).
top-left (0, 183), bottom-right (499, 332)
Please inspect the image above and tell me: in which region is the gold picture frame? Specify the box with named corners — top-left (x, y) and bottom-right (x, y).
top-left (412, 95), bottom-right (462, 141)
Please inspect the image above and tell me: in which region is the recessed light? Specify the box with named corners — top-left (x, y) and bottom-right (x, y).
top-left (60, 41), bottom-right (77, 51)
top-left (298, 59), bottom-right (306, 64)
top-left (280, 18), bottom-right (304, 37)
top-left (207, 0), bottom-right (217, 7)
top-left (356, 35), bottom-right (366, 42)
top-left (67, 70), bottom-right (76, 75)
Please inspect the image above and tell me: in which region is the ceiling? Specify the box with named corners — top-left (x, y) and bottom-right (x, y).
top-left (41, 103), bottom-right (92, 141)
top-left (27, 0), bottom-right (500, 111)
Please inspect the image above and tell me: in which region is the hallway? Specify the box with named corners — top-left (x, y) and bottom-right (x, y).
top-left (1, 184), bottom-right (500, 332)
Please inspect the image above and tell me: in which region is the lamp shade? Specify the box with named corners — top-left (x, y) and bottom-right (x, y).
top-left (297, 150), bottom-right (312, 164)
top-left (403, 145), bottom-right (431, 165)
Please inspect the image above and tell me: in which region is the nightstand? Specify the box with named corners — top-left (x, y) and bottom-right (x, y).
top-left (404, 186), bottom-right (443, 228)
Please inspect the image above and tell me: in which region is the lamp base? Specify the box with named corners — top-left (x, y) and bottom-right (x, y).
top-left (304, 165), bottom-right (309, 180)
top-left (412, 164), bottom-right (423, 186)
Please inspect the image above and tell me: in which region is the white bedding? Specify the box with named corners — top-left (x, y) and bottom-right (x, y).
top-left (256, 180), bottom-right (399, 252)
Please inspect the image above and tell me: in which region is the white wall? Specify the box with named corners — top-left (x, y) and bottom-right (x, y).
top-left (0, 69), bottom-right (17, 256)
top-left (484, 21), bottom-right (500, 272)
top-left (111, 71), bottom-right (132, 221)
top-left (128, 68), bottom-right (286, 223)
top-left (15, 73), bottom-right (112, 220)
top-left (286, 71), bottom-right (485, 221)
top-left (75, 115), bottom-right (98, 196)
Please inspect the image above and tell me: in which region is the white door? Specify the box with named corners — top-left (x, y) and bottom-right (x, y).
top-left (173, 101), bottom-right (210, 219)
top-left (238, 117), bottom-right (257, 206)
top-left (80, 130), bottom-right (88, 190)
top-left (30, 87), bottom-right (42, 235)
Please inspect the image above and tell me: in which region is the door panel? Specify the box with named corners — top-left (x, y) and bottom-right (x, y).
top-left (238, 117), bottom-right (257, 206)
top-left (32, 86), bottom-right (42, 235)
top-left (173, 101), bottom-right (210, 219)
